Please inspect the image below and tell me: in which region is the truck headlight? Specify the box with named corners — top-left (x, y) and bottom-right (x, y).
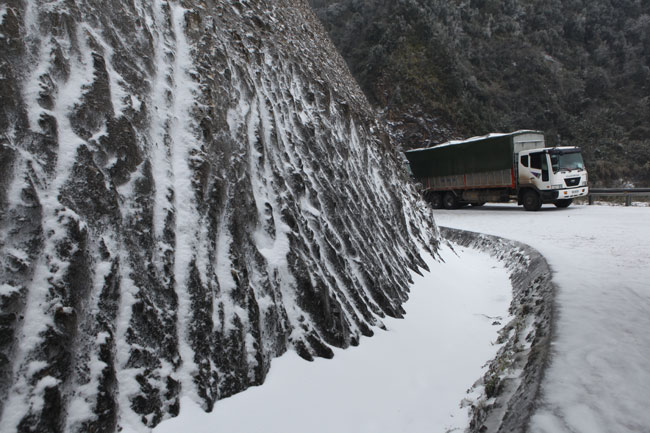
top-left (552, 184), bottom-right (563, 189)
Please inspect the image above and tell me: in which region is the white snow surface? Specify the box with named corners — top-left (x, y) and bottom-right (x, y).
top-left (147, 245), bottom-right (512, 433)
top-left (434, 203), bottom-right (650, 433)
top-left (407, 129), bottom-right (539, 152)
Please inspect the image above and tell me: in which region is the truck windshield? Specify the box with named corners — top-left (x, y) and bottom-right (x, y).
top-left (550, 151), bottom-right (585, 173)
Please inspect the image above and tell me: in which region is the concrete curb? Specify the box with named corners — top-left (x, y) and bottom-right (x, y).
top-left (440, 227), bottom-right (555, 433)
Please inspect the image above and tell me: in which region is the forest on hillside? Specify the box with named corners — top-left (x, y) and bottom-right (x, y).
top-left (310, 0), bottom-right (650, 186)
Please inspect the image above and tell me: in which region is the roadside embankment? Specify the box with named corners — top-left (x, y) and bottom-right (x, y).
top-left (440, 227), bottom-right (555, 433)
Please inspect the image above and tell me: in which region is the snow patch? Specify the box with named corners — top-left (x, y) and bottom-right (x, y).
top-left (0, 283), bottom-right (19, 296)
top-left (114, 263), bottom-right (144, 430)
top-left (168, 1), bottom-right (202, 399)
top-left (25, 360), bottom-right (48, 377)
top-left (6, 247), bottom-right (31, 266)
top-left (80, 23), bottom-right (129, 117)
top-left (0, 5), bottom-right (7, 26)
top-left (408, 129), bottom-right (539, 152)
top-left (32, 375), bottom-right (61, 412)
top-left (130, 94), bottom-right (142, 111)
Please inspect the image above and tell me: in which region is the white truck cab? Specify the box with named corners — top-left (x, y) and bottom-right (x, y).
top-left (518, 146), bottom-right (589, 210)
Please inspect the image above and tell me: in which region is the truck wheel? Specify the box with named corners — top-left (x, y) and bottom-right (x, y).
top-left (428, 192), bottom-right (443, 209)
top-left (443, 192), bottom-right (459, 209)
top-left (554, 199), bottom-right (573, 208)
top-left (522, 190), bottom-right (542, 211)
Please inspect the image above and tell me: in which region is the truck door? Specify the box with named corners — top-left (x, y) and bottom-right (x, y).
top-left (521, 151), bottom-right (550, 189)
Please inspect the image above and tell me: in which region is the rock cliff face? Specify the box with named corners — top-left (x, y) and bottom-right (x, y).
top-left (0, 1), bottom-right (438, 431)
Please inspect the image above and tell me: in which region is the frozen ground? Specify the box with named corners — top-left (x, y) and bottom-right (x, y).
top-left (150, 246), bottom-right (512, 433)
top-left (434, 203), bottom-right (650, 433)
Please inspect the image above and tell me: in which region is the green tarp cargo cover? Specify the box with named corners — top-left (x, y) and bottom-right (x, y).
top-left (405, 133), bottom-right (524, 179)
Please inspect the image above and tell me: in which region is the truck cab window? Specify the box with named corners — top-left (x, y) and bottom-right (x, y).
top-left (520, 155), bottom-right (529, 167)
top-left (550, 151), bottom-right (585, 173)
top-left (530, 152), bottom-right (542, 169)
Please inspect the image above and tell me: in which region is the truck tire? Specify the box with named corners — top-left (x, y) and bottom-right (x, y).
top-left (443, 192), bottom-right (459, 209)
top-left (554, 199), bottom-right (573, 208)
top-left (428, 192), bottom-right (443, 209)
top-left (522, 190), bottom-right (542, 211)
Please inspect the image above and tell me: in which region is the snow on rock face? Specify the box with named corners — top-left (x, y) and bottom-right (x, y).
top-left (0, 0), bottom-right (438, 431)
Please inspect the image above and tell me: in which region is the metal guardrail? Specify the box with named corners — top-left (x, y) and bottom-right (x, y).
top-left (588, 188), bottom-right (650, 206)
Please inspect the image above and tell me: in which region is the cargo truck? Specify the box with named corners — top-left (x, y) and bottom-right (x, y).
top-left (404, 130), bottom-right (589, 211)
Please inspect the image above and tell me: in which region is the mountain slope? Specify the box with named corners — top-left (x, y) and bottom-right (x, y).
top-left (310, 0), bottom-right (650, 186)
top-left (0, 1), bottom-right (438, 431)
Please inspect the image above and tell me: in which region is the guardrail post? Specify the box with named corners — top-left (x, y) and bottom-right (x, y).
top-left (588, 194), bottom-right (594, 205)
top-left (626, 195), bottom-right (632, 206)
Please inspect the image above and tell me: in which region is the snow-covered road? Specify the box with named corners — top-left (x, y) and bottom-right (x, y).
top-left (434, 203), bottom-right (650, 433)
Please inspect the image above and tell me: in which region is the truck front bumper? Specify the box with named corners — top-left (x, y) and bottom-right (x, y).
top-left (556, 186), bottom-right (589, 199)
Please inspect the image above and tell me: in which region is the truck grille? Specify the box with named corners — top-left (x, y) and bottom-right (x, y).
top-left (565, 177), bottom-right (580, 187)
